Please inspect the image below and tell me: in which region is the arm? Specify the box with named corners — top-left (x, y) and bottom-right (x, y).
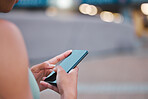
top-left (0, 20), bottom-right (33, 99)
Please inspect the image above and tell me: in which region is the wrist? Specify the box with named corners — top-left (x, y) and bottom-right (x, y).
top-left (61, 91), bottom-right (77, 99)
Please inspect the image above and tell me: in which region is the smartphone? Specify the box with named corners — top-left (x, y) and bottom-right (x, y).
top-left (44, 50), bottom-right (88, 86)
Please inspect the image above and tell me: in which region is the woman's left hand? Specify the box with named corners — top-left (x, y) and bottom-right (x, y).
top-left (31, 50), bottom-right (72, 91)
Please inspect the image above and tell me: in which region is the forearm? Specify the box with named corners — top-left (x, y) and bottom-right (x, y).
top-left (61, 91), bottom-right (77, 99)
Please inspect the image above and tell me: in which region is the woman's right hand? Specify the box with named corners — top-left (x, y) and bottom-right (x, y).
top-left (40, 66), bottom-right (79, 99)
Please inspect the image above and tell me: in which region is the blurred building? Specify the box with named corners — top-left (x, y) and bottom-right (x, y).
top-left (14, 0), bottom-right (148, 38)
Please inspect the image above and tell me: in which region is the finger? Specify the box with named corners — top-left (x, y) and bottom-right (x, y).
top-left (53, 67), bottom-right (57, 72)
top-left (44, 61), bottom-right (56, 67)
top-left (53, 66), bottom-right (67, 74)
top-left (40, 81), bottom-right (59, 93)
top-left (48, 50), bottom-right (72, 64)
top-left (42, 77), bottom-right (46, 80)
top-left (69, 67), bottom-right (79, 76)
top-left (38, 62), bottom-right (55, 70)
top-left (45, 69), bottom-right (54, 77)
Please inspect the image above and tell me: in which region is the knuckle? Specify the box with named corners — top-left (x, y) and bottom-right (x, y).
top-left (57, 66), bottom-right (62, 69)
top-left (76, 68), bottom-right (79, 72)
top-left (63, 53), bottom-right (67, 58)
top-left (58, 69), bottom-right (64, 73)
top-left (51, 86), bottom-right (54, 90)
top-left (43, 62), bottom-right (48, 66)
top-left (57, 66), bottom-right (64, 73)
top-left (56, 56), bottom-right (61, 62)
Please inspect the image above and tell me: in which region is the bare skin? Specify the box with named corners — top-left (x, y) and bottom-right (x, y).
top-left (40, 66), bottom-right (78, 99)
top-left (31, 50), bottom-right (79, 98)
top-left (0, 20), bottom-right (33, 99)
top-left (0, 0), bottom-right (78, 99)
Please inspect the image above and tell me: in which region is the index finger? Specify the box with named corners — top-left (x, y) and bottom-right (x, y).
top-left (48, 50), bottom-right (72, 64)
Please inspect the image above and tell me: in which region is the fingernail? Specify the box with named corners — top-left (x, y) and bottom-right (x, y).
top-left (49, 69), bottom-right (54, 72)
top-left (49, 64), bottom-right (56, 67)
top-left (53, 67), bottom-right (56, 71)
top-left (40, 81), bottom-right (44, 83)
top-left (45, 62), bottom-right (56, 67)
top-left (69, 50), bottom-right (72, 52)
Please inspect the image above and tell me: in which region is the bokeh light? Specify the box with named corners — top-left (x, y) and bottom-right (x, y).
top-left (141, 3), bottom-right (148, 15)
top-left (56, 0), bottom-right (73, 9)
top-left (113, 13), bottom-right (124, 23)
top-left (48, 0), bottom-right (74, 10)
top-left (79, 4), bottom-right (89, 14)
top-left (88, 5), bottom-right (98, 16)
top-left (79, 4), bottom-right (98, 16)
top-left (100, 11), bottom-right (114, 22)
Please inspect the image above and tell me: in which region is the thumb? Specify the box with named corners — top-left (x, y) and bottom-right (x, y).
top-left (69, 67), bottom-right (79, 77)
top-left (53, 66), bottom-right (66, 73)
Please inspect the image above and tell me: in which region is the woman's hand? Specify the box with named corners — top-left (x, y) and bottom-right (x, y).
top-left (40, 66), bottom-right (79, 99)
top-left (30, 62), bottom-right (54, 91)
top-left (31, 50), bottom-right (72, 91)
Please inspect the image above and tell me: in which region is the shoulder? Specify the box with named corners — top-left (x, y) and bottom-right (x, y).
top-left (0, 19), bottom-right (20, 36)
top-left (0, 19), bottom-right (17, 28)
top-left (0, 19), bottom-right (23, 47)
top-left (0, 19), bottom-right (16, 27)
top-left (0, 19), bottom-right (32, 99)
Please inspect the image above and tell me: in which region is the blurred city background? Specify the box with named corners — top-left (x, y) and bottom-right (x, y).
top-left (1, 0), bottom-right (148, 98)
